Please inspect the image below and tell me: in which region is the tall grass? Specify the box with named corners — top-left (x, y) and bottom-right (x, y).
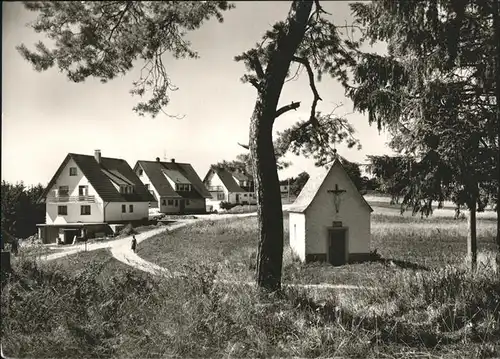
top-left (2, 256), bottom-right (499, 358)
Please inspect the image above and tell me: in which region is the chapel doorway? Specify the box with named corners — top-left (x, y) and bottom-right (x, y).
top-left (328, 228), bottom-right (347, 266)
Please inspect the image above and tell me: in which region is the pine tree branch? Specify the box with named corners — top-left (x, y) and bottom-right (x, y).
top-left (249, 54), bottom-right (265, 79)
top-left (313, 0), bottom-right (330, 15)
top-left (237, 142), bottom-right (250, 150)
top-left (292, 56), bottom-right (322, 125)
top-left (276, 101), bottom-right (301, 119)
top-left (248, 77), bottom-right (261, 91)
top-left (108, 2), bottom-right (132, 42)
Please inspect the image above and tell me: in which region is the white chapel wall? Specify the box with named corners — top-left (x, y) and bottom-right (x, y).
top-left (305, 164), bottom-right (371, 256)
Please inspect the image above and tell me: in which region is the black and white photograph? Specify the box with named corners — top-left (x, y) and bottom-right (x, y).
top-left (1, 1), bottom-right (499, 357)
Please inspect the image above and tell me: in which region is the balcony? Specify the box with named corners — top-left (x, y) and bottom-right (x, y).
top-left (47, 195), bottom-right (96, 203)
top-left (207, 186), bottom-right (224, 192)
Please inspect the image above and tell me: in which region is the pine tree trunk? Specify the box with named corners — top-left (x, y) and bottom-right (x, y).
top-left (492, 0), bottom-right (500, 260)
top-left (251, 113), bottom-right (284, 290)
top-left (251, 0), bottom-right (313, 291)
top-left (467, 205), bottom-right (477, 271)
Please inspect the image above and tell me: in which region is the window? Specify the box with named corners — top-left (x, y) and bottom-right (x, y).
top-left (58, 206), bottom-right (67, 215)
top-left (122, 204), bottom-right (126, 213)
top-left (78, 185), bottom-right (88, 197)
top-left (138, 169), bottom-right (143, 176)
top-left (168, 199), bottom-right (173, 205)
top-left (162, 199), bottom-right (166, 206)
top-left (217, 193), bottom-right (224, 200)
top-left (119, 185), bottom-right (134, 194)
top-left (175, 184), bottom-right (191, 192)
top-left (243, 194), bottom-right (247, 197)
top-left (69, 167), bottom-right (77, 176)
top-left (58, 186), bottom-right (69, 196)
top-left (81, 205), bottom-right (91, 215)
top-left (129, 204), bottom-right (134, 213)
top-left (174, 200), bottom-right (178, 206)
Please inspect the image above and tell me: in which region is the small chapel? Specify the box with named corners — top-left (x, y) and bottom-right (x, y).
top-left (288, 155), bottom-right (373, 265)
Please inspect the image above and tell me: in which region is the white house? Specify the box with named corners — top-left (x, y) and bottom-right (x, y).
top-left (37, 150), bottom-right (154, 244)
top-left (203, 167), bottom-right (257, 205)
top-left (134, 158), bottom-right (212, 214)
top-left (288, 158), bottom-right (373, 265)
top-left (280, 184), bottom-right (290, 194)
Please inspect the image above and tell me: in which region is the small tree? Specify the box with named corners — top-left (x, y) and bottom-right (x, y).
top-left (290, 171), bottom-right (310, 197)
top-left (1, 181), bottom-right (45, 239)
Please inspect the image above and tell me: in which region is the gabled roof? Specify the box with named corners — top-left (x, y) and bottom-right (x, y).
top-left (232, 171), bottom-right (252, 182)
top-left (204, 168), bottom-right (246, 193)
top-left (102, 169), bottom-right (134, 186)
top-left (288, 158), bottom-right (373, 213)
top-left (162, 168), bottom-right (191, 184)
top-left (135, 160), bottom-right (212, 199)
top-left (39, 153), bottom-right (155, 203)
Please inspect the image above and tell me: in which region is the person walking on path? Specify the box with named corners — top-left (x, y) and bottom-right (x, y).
top-left (131, 235), bottom-right (137, 253)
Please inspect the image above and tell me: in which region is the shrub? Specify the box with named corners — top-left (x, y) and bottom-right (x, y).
top-left (118, 223), bottom-right (137, 236)
top-left (219, 201), bottom-right (235, 210)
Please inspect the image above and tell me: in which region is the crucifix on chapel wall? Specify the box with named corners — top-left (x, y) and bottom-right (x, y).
top-left (328, 183), bottom-right (346, 215)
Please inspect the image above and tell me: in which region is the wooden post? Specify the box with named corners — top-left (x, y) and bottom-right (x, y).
top-left (467, 206), bottom-right (477, 271)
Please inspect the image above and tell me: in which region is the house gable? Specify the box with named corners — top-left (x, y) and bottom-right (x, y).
top-left (206, 168), bottom-right (245, 193)
top-left (44, 156), bottom-right (100, 201)
top-left (134, 163), bottom-right (160, 202)
top-left (39, 153), bottom-right (154, 203)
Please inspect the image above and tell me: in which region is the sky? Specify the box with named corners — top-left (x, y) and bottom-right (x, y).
top-left (2, 1), bottom-right (394, 186)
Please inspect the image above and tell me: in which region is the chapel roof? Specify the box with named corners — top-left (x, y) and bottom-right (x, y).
top-left (288, 158), bottom-right (373, 213)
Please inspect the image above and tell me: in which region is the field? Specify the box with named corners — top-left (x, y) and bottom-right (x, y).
top-left (1, 199), bottom-right (499, 358)
top-left (139, 206), bottom-right (497, 286)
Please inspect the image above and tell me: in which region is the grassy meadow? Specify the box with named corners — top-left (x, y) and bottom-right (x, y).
top-left (139, 206), bottom-right (497, 286)
top-left (1, 199), bottom-right (499, 358)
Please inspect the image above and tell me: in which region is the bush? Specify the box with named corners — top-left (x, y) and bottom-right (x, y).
top-left (118, 223), bottom-right (137, 236)
top-left (219, 201), bottom-right (235, 210)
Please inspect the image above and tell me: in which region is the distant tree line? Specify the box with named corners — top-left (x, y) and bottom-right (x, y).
top-left (1, 181), bottom-right (45, 240)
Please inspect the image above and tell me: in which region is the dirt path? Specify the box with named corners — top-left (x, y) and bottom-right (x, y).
top-left (41, 208), bottom-right (373, 291)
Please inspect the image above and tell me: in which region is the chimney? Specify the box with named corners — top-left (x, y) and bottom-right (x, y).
top-left (156, 157), bottom-right (160, 162)
top-left (171, 158), bottom-right (175, 163)
top-left (94, 150), bottom-right (101, 163)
